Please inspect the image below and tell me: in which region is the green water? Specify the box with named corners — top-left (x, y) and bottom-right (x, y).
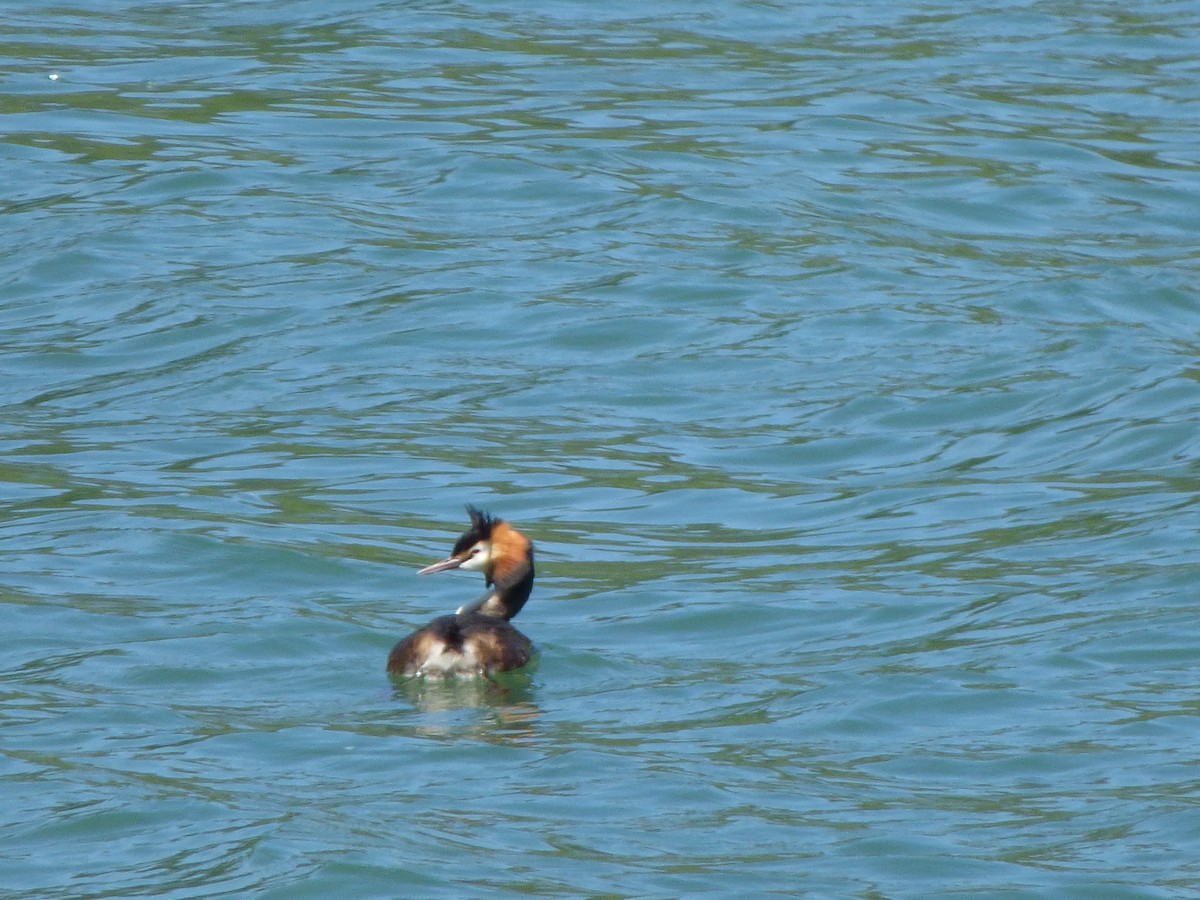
top-left (2, 1), bottom-right (1199, 897)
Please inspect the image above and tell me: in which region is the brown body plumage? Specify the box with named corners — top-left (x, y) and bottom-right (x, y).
top-left (387, 507), bottom-right (536, 678)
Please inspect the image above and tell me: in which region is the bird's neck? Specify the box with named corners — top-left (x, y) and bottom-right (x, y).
top-left (462, 558), bottom-right (533, 620)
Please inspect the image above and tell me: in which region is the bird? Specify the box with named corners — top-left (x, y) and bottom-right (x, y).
top-left (387, 506), bottom-right (536, 678)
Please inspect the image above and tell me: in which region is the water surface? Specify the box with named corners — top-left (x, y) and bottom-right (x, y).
top-left (2, 1), bottom-right (1199, 897)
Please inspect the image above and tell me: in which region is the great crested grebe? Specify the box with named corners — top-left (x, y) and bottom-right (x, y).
top-left (387, 506), bottom-right (535, 678)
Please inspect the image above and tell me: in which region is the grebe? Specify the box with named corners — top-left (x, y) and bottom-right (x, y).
top-left (387, 506), bottom-right (535, 678)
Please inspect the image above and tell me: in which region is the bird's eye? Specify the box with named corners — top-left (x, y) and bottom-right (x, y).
top-left (470, 547), bottom-right (481, 556)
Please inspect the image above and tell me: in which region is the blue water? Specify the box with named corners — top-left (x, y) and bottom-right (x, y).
top-left (3, 1), bottom-right (1199, 897)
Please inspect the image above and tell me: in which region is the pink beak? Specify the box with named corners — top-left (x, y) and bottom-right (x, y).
top-left (417, 556), bottom-right (463, 576)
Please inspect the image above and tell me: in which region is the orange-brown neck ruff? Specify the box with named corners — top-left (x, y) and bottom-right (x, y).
top-left (487, 521), bottom-right (532, 587)
top-left (466, 521), bottom-right (533, 620)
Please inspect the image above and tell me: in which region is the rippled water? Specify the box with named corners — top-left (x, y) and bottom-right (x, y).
top-left (3, 1), bottom-right (1199, 897)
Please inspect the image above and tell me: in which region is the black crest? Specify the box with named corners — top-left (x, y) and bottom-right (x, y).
top-left (452, 505), bottom-right (500, 554)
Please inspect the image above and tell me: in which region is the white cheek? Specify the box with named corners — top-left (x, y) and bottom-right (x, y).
top-left (460, 547), bottom-right (491, 571)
